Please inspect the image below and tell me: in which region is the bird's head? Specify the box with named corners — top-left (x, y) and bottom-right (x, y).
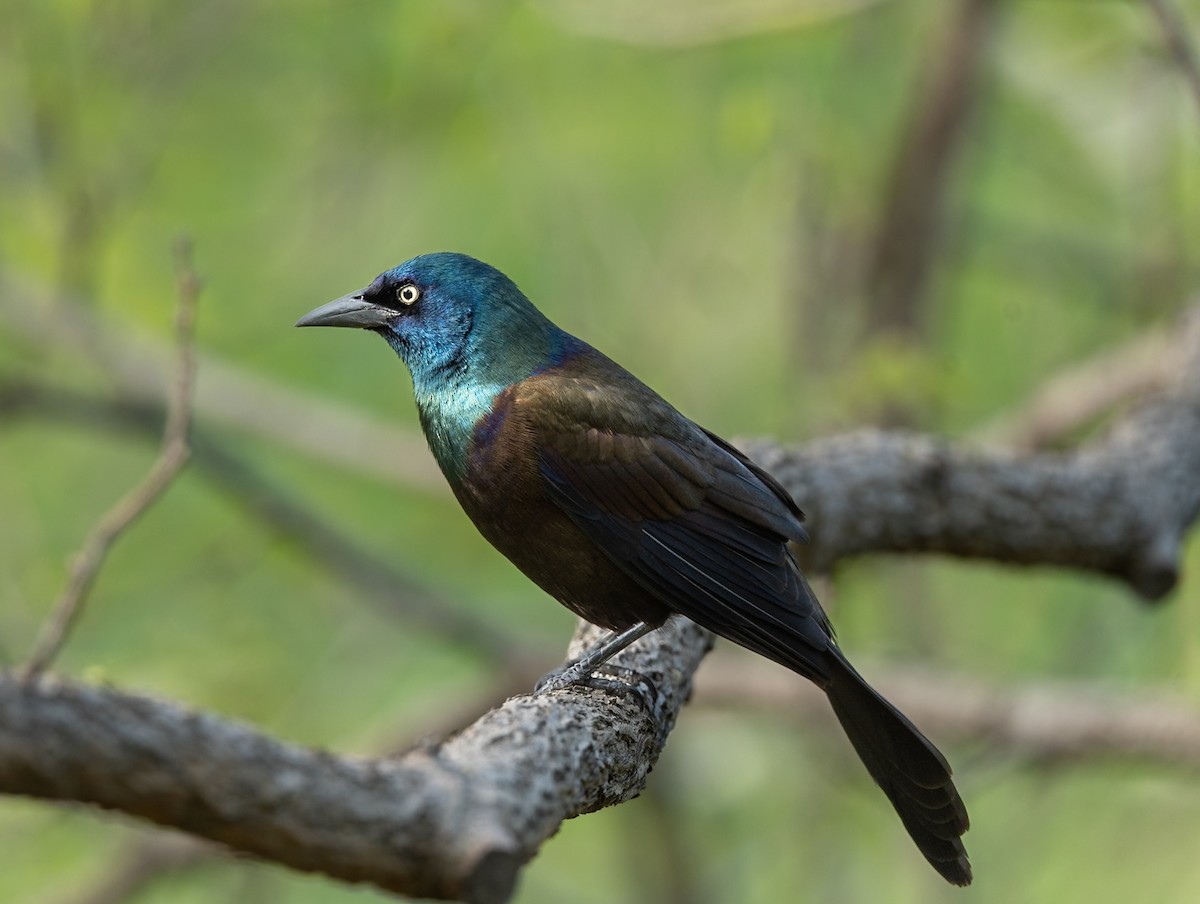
top-left (296, 252), bottom-right (558, 388)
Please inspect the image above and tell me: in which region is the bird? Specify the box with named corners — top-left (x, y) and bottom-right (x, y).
top-left (296, 252), bottom-right (971, 885)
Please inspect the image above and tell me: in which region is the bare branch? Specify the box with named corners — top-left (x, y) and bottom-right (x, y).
top-left (742, 403), bottom-right (1199, 601)
top-left (737, 306), bottom-right (1200, 601)
top-left (0, 618), bottom-right (712, 904)
top-left (19, 241), bottom-right (201, 680)
top-left (695, 652), bottom-right (1200, 770)
top-left (8, 631), bottom-right (1200, 904)
top-left (865, 0), bottom-right (1000, 337)
top-left (0, 378), bottom-right (536, 666)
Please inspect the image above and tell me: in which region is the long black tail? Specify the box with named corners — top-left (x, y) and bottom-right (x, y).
top-left (825, 651), bottom-right (972, 886)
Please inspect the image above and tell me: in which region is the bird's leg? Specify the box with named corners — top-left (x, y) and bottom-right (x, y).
top-left (536, 621), bottom-right (660, 694)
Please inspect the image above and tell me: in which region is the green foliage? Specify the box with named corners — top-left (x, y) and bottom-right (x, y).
top-left (2, 0), bottom-right (1199, 901)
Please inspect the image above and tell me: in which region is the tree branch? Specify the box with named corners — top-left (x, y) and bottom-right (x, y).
top-left (9, 631), bottom-right (1200, 904)
top-left (737, 306), bottom-right (1200, 600)
top-left (19, 240), bottom-right (200, 680)
top-left (0, 619), bottom-right (711, 904)
top-left (865, 0), bottom-right (1000, 337)
top-left (740, 374), bottom-right (1200, 601)
top-left (0, 272), bottom-right (444, 496)
top-left (0, 378), bottom-right (538, 668)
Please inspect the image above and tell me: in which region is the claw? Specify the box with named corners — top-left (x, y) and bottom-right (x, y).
top-left (579, 664), bottom-right (659, 713)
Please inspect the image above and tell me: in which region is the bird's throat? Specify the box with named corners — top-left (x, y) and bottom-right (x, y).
top-left (415, 375), bottom-right (508, 486)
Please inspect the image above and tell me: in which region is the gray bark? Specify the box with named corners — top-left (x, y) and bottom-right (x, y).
top-left (743, 386), bottom-right (1200, 600)
top-left (0, 620), bottom-right (711, 904)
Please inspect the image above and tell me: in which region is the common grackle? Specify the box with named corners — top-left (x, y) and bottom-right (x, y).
top-left (297, 252), bottom-right (971, 885)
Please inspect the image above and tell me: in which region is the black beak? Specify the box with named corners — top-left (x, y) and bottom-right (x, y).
top-left (295, 292), bottom-right (394, 329)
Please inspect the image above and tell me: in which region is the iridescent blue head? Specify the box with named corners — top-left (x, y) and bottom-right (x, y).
top-left (297, 252), bottom-right (560, 390)
top-left (297, 252), bottom-right (573, 482)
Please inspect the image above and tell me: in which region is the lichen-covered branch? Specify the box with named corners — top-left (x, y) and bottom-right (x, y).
top-left (0, 619), bottom-right (711, 904)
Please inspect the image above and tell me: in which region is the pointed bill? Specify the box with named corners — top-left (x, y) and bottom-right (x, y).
top-left (296, 293), bottom-right (394, 329)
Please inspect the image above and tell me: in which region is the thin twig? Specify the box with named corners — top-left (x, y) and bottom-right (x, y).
top-left (0, 270), bottom-right (444, 494)
top-left (19, 239), bottom-right (201, 680)
top-left (1146, 0), bottom-right (1200, 119)
top-left (0, 378), bottom-right (542, 666)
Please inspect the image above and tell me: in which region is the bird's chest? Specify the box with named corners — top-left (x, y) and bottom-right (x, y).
top-left (452, 393), bottom-right (546, 535)
top-left (428, 379), bottom-right (669, 632)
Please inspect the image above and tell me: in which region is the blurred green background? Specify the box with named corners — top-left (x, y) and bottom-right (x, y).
top-left (2, 0), bottom-right (1200, 901)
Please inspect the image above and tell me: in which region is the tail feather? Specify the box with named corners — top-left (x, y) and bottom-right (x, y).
top-left (825, 652), bottom-right (972, 886)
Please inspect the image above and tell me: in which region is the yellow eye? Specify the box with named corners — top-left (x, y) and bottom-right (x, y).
top-left (396, 284), bottom-right (421, 305)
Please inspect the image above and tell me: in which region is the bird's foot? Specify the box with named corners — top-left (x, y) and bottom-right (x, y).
top-left (578, 664), bottom-right (659, 713)
top-left (536, 662), bottom-right (660, 716)
top-left (535, 621), bottom-right (663, 715)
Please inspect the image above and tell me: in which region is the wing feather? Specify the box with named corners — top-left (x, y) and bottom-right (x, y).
top-left (539, 423), bottom-right (833, 682)
top-left (519, 364), bottom-right (968, 883)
